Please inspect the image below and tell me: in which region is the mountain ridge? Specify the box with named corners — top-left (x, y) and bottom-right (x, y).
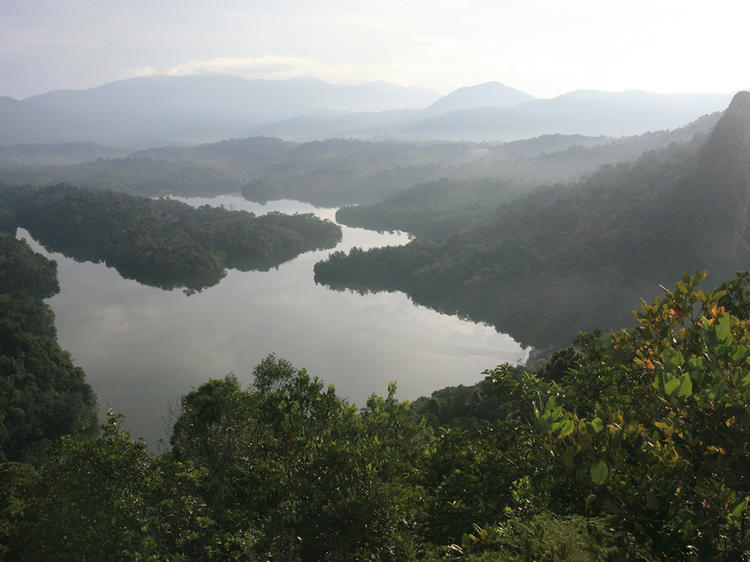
top-left (0, 75), bottom-right (735, 147)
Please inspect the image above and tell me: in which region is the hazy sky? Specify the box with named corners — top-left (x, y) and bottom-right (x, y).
top-left (1, 0), bottom-right (747, 99)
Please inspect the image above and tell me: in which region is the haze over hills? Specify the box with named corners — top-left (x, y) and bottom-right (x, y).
top-left (0, 109), bottom-right (722, 208)
top-left (315, 92), bottom-right (750, 347)
top-left (245, 89), bottom-right (732, 141)
top-left (0, 96), bottom-right (97, 145)
top-left (400, 90), bottom-right (733, 140)
top-left (0, 74), bottom-right (735, 147)
top-left (1, 75), bottom-right (436, 147)
top-left (0, 142), bottom-right (128, 165)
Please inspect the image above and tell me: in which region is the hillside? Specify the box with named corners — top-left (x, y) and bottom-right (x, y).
top-left (0, 96), bottom-right (93, 145)
top-left (315, 92), bottom-right (750, 348)
top-left (129, 113), bottom-right (720, 206)
top-left (0, 157), bottom-right (243, 197)
top-left (0, 142), bottom-right (128, 166)
top-left (335, 112), bottom-right (722, 237)
top-left (0, 214), bottom-right (97, 463)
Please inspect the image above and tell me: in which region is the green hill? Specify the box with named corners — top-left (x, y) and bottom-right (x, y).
top-left (315, 93), bottom-right (750, 348)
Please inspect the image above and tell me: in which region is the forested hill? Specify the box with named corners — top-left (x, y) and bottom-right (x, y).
top-left (0, 113), bottom-right (720, 208)
top-left (0, 157), bottom-right (243, 197)
top-left (673, 91), bottom-right (750, 268)
top-left (0, 184), bottom-right (342, 291)
top-left (315, 92), bottom-right (750, 348)
top-left (334, 112), bottom-right (721, 237)
top-left (134, 113), bottom-right (718, 207)
top-left (0, 205), bottom-right (97, 463)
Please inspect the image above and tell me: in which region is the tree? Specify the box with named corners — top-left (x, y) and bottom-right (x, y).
top-left (534, 272), bottom-right (750, 558)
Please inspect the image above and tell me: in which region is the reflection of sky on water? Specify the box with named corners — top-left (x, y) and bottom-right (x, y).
top-left (19, 195), bottom-right (527, 447)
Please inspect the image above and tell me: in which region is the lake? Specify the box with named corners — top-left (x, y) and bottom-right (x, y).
top-left (20, 195), bottom-right (527, 447)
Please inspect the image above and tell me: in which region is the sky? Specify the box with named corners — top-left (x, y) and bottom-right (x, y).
top-left (1, 0), bottom-right (748, 100)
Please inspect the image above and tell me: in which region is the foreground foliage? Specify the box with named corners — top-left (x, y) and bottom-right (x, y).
top-left (1, 273), bottom-right (749, 559)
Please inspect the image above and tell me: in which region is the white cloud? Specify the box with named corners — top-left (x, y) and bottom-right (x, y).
top-left (123, 66), bottom-right (158, 78)
top-left (165, 55), bottom-right (369, 85)
top-left (4, 0), bottom-right (750, 98)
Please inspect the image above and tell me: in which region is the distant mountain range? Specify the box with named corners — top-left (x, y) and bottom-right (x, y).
top-left (252, 90), bottom-right (731, 141)
top-left (0, 74), bottom-right (735, 147)
top-left (1, 75), bottom-right (436, 147)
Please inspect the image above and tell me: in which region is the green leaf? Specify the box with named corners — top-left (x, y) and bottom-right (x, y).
top-left (559, 419), bottom-right (574, 438)
top-left (666, 350), bottom-right (684, 367)
top-left (716, 314), bottom-right (732, 343)
top-left (731, 345), bottom-right (747, 363)
top-left (587, 417), bottom-right (604, 434)
top-left (591, 460), bottom-right (609, 485)
top-left (664, 377), bottom-right (680, 396)
top-left (544, 395), bottom-right (557, 413)
top-left (677, 374), bottom-right (693, 398)
top-left (730, 498), bottom-right (748, 518)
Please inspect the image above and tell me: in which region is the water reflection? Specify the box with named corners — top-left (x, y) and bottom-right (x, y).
top-left (20, 196), bottom-right (527, 447)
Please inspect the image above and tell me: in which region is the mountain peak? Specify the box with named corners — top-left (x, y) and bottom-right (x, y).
top-left (724, 90), bottom-right (750, 118)
top-left (426, 82), bottom-right (534, 113)
top-left (669, 91), bottom-right (750, 273)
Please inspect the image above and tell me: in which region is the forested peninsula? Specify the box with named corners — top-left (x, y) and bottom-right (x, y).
top-left (0, 183), bottom-right (342, 291)
top-left (317, 92), bottom-right (750, 348)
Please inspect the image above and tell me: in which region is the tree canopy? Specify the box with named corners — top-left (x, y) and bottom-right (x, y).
top-left (1, 183), bottom-right (341, 291)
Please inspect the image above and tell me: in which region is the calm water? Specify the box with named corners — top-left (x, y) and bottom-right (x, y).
top-left (20, 195), bottom-right (527, 447)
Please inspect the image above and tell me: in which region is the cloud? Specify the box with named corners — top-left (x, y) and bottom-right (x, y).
top-left (166, 55), bottom-right (365, 85)
top-left (123, 66), bottom-right (159, 78)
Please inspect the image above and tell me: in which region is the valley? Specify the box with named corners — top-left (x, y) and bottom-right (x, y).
top-left (1, 56), bottom-right (748, 558)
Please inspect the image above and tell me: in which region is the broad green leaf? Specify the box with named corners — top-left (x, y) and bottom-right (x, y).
top-left (666, 350), bottom-right (684, 367)
top-left (664, 377), bottom-right (680, 396)
top-left (559, 419), bottom-right (574, 438)
top-left (545, 395), bottom-right (557, 412)
top-left (716, 314), bottom-right (732, 343)
top-left (591, 460), bottom-right (608, 485)
top-left (587, 417), bottom-right (604, 434)
top-left (677, 374), bottom-right (693, 398)
top-left (731, 345), bottom-right (747, 363)
top-left (730, 498), bottom-right (748, 518)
